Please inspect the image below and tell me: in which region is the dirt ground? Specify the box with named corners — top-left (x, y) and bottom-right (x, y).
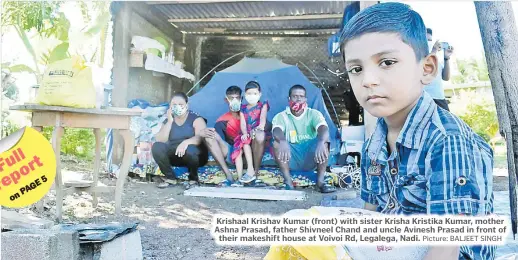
top-left (27, 179), bottom-right (327, 260)
top-left (10, 157), bottom-right (512, 260)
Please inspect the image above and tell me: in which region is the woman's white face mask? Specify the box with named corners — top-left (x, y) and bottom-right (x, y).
top-left (172, 105), bottom-right (187, 116)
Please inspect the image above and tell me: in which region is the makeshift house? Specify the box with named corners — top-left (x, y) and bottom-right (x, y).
top-left (107, 1), bottom-right (366, 186)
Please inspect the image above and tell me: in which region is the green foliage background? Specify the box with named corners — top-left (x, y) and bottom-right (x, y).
top-left (41, 127), bottom-right (96, 160)
top-left (450, 90), bottom-right (500, 145)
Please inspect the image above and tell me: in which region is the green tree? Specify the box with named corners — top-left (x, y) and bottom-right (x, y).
top-left (451, 56), bottom-right (490, 84)
top-left (1, 1), bottom-right (112, 159)
top-left (1, 1), bottom-right (112, 78)
top-left (450, 90), bottom-right (500, 146)
top-left (1, 1), bottom-right (69, 80)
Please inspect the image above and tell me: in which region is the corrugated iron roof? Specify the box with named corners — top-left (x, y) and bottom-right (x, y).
top-left (174, 19), bottom-right (342, 30)
top-left (149, 1), bottom-right (350, 34)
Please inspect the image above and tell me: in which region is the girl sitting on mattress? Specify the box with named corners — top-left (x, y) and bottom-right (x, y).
top-left (231, 81), bottom-right (272, 185)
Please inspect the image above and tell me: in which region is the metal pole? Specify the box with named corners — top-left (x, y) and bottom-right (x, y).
top-left (186, 50), bottom-right (271, 95)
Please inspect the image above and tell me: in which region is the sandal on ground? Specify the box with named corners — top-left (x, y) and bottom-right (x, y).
top-left (279, 183), bottom-right (295, 190)
top-left (231, 181), bottom-right (244, 187)
top-left (238, 174), bottom-right (256, 184)
top-left (318, 183), bottom-right (337, 193)
top-left (218, 179), bottom-right (234, 187)
top-left (251, 179), bottom-right (267, 188)
top-left (183, 180), bottom-right (199, 189)
top-left (157, 178), bottom-right (178, 189)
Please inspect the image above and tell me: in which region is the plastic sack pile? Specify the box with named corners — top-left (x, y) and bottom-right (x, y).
top-left (37, 56), bottom-right (97, 108)
top-left (128, 99), bottom-right (169, 143)
top-left (37, 56), bottom-right (109, 109)
top-left (127, 99), bottom-right (169, 178)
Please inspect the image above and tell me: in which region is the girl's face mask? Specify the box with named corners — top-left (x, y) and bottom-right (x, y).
top-left (172, 105), bottom-right (187, 116)
top-left (245, 94), bottom-right (261, 106)
top-left (227, 97), bottom-right (241, 112)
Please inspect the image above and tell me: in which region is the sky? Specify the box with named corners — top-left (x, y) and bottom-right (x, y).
top-left (405, 1), bottom-right (518, 60)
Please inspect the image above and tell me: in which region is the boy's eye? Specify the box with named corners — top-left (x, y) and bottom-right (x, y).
top-left (379, 59), bottom-right (397, 67)
top-left (347, 66), bottom-right (362, 75)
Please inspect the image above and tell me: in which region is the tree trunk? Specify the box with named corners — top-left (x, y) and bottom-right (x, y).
top-left (474, 1), bottom-right (518, 238)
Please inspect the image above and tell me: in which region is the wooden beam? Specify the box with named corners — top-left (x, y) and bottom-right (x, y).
top-left (169, 13), bottom-right (343, 23)
top-left (193, 37), bottom-right (204, 87)
top-left (128, 2), bottom-right (186, 47)
top-left (182, 28), bottom-right (337, 37)
top-left (183, 28), bottom-right (338, 34)
top-left (112, 2), bottom-right (131, 109)
top-left (184, 32), bottom-right (334, 37)
top-left (147, 0), bottom-right (279, 5)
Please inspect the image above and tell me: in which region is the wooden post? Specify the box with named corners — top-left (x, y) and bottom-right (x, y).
top-left (111, 2), bottom-right (132, 165)
top-left (193, 36), bottom-right (204, 92)
top-left (359, 1), bottom-right (379, 139)
top-left (474, 1), bottom-right (518, 237)
top-left (111, 2), bottom-right (131, 108)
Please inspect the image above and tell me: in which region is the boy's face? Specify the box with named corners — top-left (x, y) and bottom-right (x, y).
top-left (343, 32), bottom-right (438, 118)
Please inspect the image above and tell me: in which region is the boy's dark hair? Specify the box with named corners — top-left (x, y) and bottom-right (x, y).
top-left (426, 28), bottom-right (433, 36)
top-left (172, 92), bottom-right (188, 103)
top-left (245, 81), bottom-right (261, 92)
top-left (289, 85), bottom-right (306, 97)
top-left (226, 86), bottom-right (242, 96)
top-left (340, 2), bottom-right (428, 61)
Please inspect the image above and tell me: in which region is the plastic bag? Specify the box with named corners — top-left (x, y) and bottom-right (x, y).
top-left (37, 56), bottom-right (96, 108)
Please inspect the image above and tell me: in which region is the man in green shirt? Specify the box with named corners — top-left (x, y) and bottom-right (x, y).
top-left (272, 85), bottom-right (336, 193)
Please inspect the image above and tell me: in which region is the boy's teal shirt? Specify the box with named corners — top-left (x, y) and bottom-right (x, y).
top-left (361, 91), bottom-right (495, 260)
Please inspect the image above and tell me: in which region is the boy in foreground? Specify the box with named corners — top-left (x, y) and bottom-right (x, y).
top-left (340, 3), bottom-right (495, 260)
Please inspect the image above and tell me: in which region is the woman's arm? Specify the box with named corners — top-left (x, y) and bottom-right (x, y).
top-left (184, 117), bottom-right (207, 145)
top-left (240, 112), bottom-right (247, 136)
top-left (258, 103), bottom-right (268, 130)
top-left (155, 121), bottom-right (173, 143)
top-left (155, 108), bottom-right (173, 142)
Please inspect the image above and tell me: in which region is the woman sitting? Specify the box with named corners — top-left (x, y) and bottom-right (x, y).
top-left (152, 92), bottom-right (209, 188)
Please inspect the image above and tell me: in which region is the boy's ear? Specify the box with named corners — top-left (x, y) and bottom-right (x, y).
top-left (421, 54), bottom-right (439, 85)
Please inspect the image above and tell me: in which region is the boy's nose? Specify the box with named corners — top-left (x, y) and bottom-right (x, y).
top-left (361, 69), bottom-right (380, 88)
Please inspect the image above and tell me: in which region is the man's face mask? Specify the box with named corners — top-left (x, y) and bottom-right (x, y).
top-left (227, 97), bottom-right (241, 112)
top-left (172, 105), bottom-right (187, 116)
top-left (289, 100), bottom-right (307, 113)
